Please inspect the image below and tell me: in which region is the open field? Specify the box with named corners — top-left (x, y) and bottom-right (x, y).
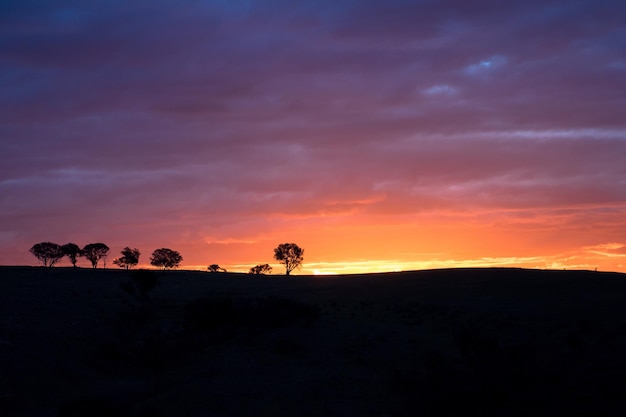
top-left (2, 266), bottom-right (626, 416)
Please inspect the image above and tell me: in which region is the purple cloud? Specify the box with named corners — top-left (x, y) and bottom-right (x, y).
top-left (1, 0), bottom-right (626, 271)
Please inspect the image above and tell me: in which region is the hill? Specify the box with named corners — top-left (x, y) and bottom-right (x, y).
top-left (1, 266), bottom-right (626, 416)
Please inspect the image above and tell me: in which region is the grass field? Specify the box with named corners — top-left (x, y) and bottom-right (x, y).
top-left (1, 266), bottom-right (626, 416)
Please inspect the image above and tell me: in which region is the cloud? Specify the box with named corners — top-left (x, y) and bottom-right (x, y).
top-left (422, 84), bottom-right (458, 96)
top-left (464, 55), bottom-right (508, 76)
top-left (584, 243), bottom-right (626, 257)
top-left (1, 0), bottom-right (626, 271)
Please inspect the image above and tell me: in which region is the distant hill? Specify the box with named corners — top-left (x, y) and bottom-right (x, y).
top-left (2, 266), bottom-right (626, 416)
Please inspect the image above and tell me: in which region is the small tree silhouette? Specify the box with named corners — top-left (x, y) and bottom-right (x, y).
top-left (82, 243), bottom-right (110, 269)
top-left (249, 264), bottom-right (273, 275)
top-left (207, 264), bottom-right (227, 273)
top-left (29, 242), bottom-right (64, 267)
top-left (150, 248), bottom-right (182, 270)
top-left (113, 247), bottom-right (140, 270)
top-left (61, 243), bottom-right (81, 268)
top-left (273, 243), bottom-right (304, 276)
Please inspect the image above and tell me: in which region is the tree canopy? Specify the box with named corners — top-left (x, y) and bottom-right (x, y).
top-left (249, 263), bottom-right (273, 275)
top-left (82, 243), bottom-right (110, 269)
top-left (29, 242), bottom-right (65, 267)
top-left (207, 264), bottom-right (227, 273)
top-left (61, 243), bottom-right (81, 268)
top-left (150, 248), bottom-right (183, 270)
top-left (28, 241), bottom-right (307, 274)
top-left (113, 247), bottom-right (140, 270)
top-left (273, 243), bottom-right (304, 276)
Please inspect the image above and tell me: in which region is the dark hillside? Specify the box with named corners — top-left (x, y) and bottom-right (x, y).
top-left (1, 266), bottom-right (626, 416)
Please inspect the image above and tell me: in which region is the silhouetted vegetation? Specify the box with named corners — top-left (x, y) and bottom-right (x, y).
top-left (273, 242), bottom-right (304, 276)
top-left (61, 243), bottom-right (81, 268)
top-left (29, 242), bottom-right (64, 267)
top-left (249, 263), bottom-right (272, 275)
top-left (113, 247), bottom-right (140, 270)
top-left (82, 243), bottom-right (110, 269)
top-left (207, 264), bottom-right (226, 273)
top-left (149, 248), bottom-right (182, 269)
top-left (28, 239), bottom-right (300, 274)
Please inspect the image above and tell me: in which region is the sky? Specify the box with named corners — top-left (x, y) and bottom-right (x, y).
top-left (2, 0), bottom-right (626, 274)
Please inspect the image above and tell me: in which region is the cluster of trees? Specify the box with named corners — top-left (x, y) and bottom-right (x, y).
top-left (246, 243), bottom-right (304, 276)
top-left (29, 243), bottom-right (184, 270)
top-left (30, 241), bottom-right (304, 276)
top-left (29, 242), bottom-right (110, 269)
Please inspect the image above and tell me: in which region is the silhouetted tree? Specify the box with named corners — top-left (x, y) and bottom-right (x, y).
top-left (150, 248), bottom-right (182, 270)
top-left (113, 247), bottom-right (140, 270)
top-left (249, 264), bottom-right (273, 275)
top-left (61, 243), bottom-right (81, 268)
top-left (273, 243), bottom-right (304, 276)
top-left (29, 242), bottom-right (64, 267)
top-left (82, 243), bottom-right (110, 269)
top-left (207, 264), bottom-right (227, 273)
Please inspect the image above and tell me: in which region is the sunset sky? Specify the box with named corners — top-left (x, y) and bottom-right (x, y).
top-left (2, 0), bottom-right (626, 274)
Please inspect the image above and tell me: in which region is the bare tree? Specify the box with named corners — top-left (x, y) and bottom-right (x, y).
top-left (273, 243), bottom-right (304, 276)
top-left (113, 247), bottom-right (141, 270)
top-left (249, 264), bottom-right (273, 275)
top-left (82, 243), bottom-right (110, 269)
top-left (150, 248), bottom-right (183, 270)
top-left (29, 242), bottom-right (65, 267)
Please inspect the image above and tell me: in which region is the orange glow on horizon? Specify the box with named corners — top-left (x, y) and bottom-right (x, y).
top-left (20, 203), bottom-right (626, 275)
top-left (3, 2), bottom-right (626, 281)
top-left (121, 204), bottom-right (626, 275)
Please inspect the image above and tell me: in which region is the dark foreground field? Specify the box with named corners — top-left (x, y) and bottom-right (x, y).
top-left (2, 266), bottom-right (626, 416)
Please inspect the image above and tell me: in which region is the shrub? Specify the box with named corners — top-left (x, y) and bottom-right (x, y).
top-left (207, 264), bottom-right (227, 273)
top-left (249, 263), bottom-right (272, 275)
